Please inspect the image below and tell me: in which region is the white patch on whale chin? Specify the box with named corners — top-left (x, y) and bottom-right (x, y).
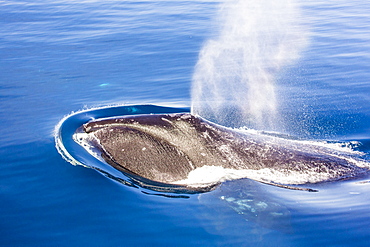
top-left (172, 165), bottom-right (359, 188)
top-left (73, 132), bottom-right (105, 163)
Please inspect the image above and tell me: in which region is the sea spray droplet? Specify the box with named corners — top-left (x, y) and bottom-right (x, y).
top-left (191, 0), bottom-right (308, 130)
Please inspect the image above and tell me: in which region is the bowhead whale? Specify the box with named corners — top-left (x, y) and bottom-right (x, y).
top-left (78, 113), bottom-right (369, 191)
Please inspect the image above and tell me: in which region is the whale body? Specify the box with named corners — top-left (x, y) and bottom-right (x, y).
top-left (80, 113), bottom-right (368, 190)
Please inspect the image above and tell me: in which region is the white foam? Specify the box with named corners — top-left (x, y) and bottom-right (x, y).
top-left (237, 127), bottom-right (365, 156)
top-left (172, 165), bottom-right (341, 188)
top-left (301, 140), bottom-right (363, 154)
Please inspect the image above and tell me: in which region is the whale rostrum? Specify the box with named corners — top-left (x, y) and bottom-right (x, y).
top-left (80, 113), bottom-right (368, 190)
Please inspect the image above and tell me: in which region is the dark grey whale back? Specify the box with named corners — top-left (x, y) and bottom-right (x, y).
top-left (82, 113), bottom-right (366, 186)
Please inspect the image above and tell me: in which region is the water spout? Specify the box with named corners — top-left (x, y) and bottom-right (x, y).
top-left (191, 0), bottom-right (308, 130)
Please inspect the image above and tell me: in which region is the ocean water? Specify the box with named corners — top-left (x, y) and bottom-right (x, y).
top-left (1, 0), bottom-right (370, 246)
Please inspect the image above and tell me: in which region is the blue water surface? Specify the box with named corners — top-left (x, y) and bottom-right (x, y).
top-left (1, 0), bottom-right (370, 246)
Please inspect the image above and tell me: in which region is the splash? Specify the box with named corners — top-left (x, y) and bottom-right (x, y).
top-left (191, 0), bottom-right (308, 130)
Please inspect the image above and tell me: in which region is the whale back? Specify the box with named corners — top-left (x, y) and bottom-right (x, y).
top-left (81, 113), bottom-right (366, 186)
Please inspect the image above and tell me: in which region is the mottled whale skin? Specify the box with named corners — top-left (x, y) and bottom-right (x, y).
top-left (82, 113), bottom-right (367, 189)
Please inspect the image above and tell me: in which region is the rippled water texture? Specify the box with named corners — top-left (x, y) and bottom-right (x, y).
top-left (1, 0), bottom-right (370, 246)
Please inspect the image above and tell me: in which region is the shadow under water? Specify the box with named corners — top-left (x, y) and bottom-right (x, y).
top-left (198, 178), bottom-right (292, 235)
